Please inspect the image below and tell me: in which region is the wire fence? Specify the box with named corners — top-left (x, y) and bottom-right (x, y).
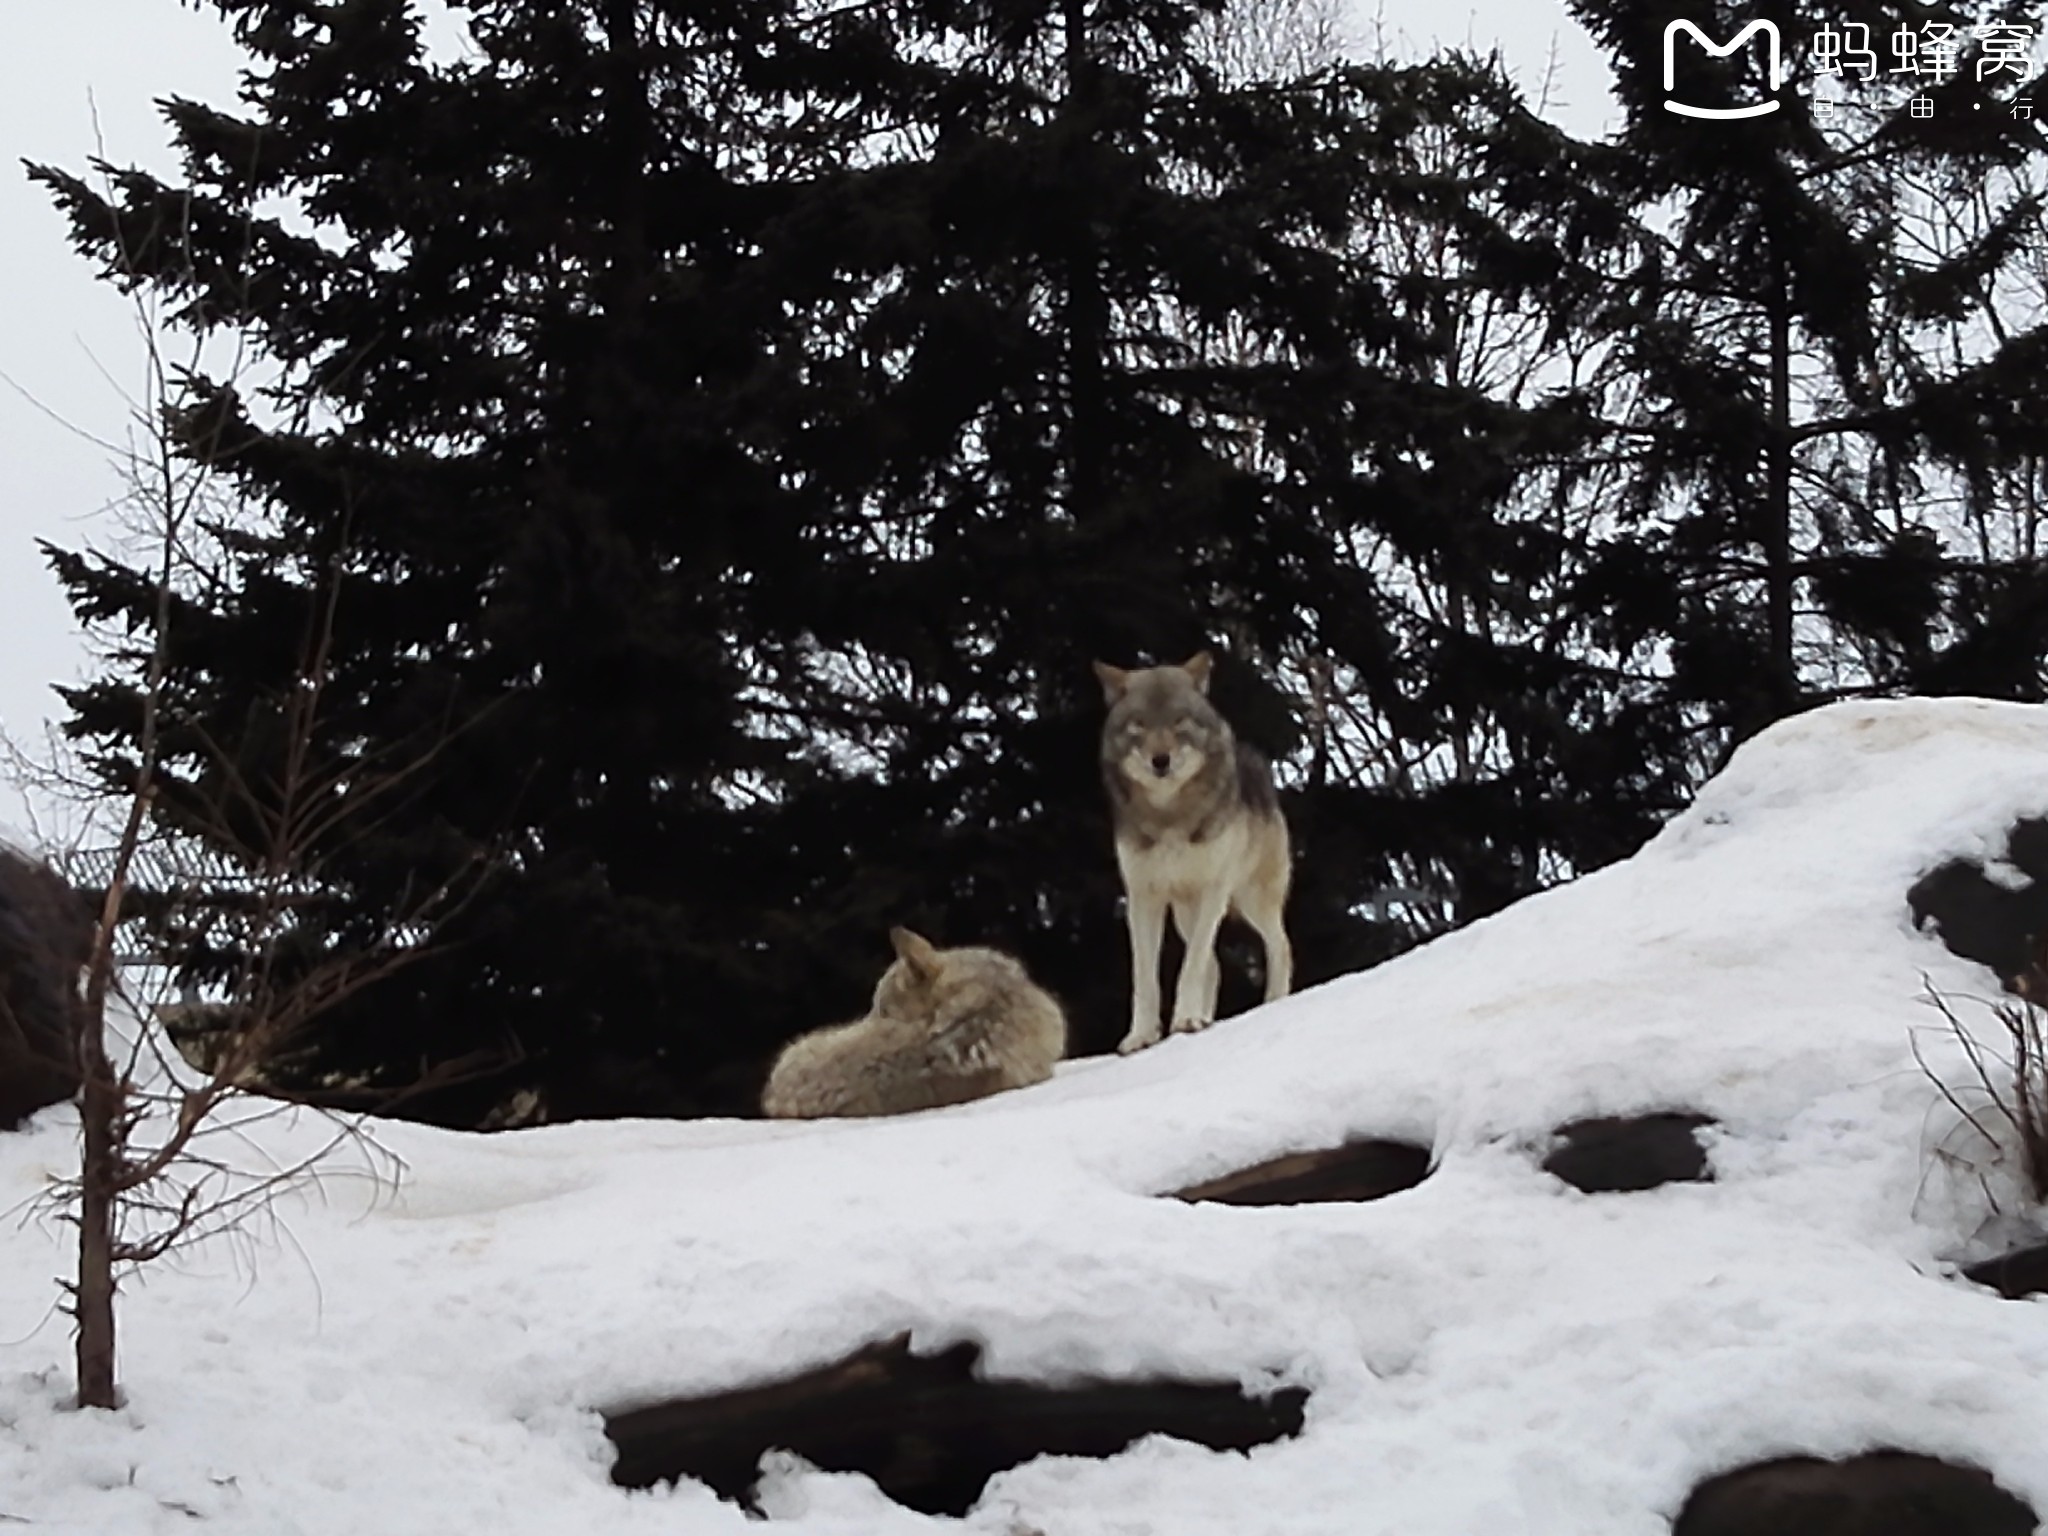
top-left (58, 841), bottom-right (293, 970)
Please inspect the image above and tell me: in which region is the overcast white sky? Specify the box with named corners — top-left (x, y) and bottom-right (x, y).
top-left (0, 1), bottom-right (1615, 847)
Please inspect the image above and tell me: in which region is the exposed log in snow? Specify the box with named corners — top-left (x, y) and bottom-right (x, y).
top-left (604, 1332), bottom-right (1307, 1515)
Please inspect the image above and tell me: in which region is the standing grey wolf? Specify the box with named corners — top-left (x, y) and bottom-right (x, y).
top-left (761, 928), bottom-right (1066, 1118)
top-left (1094, 651), bottom-right (1292, 1054)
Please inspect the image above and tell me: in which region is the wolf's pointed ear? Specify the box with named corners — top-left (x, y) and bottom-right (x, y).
top-left (889, 926), bottom-right (942, 979)
top-left (1092, 661), bottom-right (1130, 704)
top-left (1181, 651), bottom-right (1214, 693)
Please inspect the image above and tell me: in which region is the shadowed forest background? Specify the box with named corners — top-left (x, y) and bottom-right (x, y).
top-left (26, 0), bottom-right (2048, 1121)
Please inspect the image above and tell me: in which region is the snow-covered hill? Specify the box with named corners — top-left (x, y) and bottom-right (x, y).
top-left (5, 698), bottom-right (2048, 1535)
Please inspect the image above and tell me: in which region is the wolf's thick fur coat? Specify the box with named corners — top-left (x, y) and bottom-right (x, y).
top-left (761, 928), bottom-right (1066, 1118)
top-left (1094, 652), bottom-right (1293, 1054)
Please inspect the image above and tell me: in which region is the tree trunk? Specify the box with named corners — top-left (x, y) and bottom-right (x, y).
top-left (1063, 0), bottom-right (1109, 525)
top-left (598, 0), bottom-right (652, 317)
top-left (1762, 259), bottom-right (1797, 717)
top-left (73, 1042), bottom-right (120, 1409)
top-left (73, 788), bottom-right (149, 1410)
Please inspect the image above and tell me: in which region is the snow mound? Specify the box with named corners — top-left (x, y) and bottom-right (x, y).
top-left (4, 697), bottom-right (2048, 1535)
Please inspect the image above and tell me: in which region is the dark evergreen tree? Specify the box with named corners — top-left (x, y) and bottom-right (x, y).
top-left (1565, 0), bottom-right (2048, 765)
top-left (1268, 73), bottom-right (1693, 929)
top-left (34, 0), bottom-right (1618, 1115)
top-left (37, 0), bottom-right (888, 1114)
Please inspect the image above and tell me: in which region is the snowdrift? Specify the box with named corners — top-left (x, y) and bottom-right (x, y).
top-left (5, 697), bottom-right (2048, 1535)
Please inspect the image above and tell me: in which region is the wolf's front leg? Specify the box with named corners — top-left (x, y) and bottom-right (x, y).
top-left (1243, 889), bottom-right (1293, 1003)
top-left (1116, 884), bottom-right (1167, 1054)
top-left (1168, 889), bottom-right (1230, 1035)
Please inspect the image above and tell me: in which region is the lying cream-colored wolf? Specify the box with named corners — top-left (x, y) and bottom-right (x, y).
top-left (761, 928), bottom-right (1066, 1118)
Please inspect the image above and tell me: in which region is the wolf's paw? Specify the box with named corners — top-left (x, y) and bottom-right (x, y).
top-left (1169, 1015), bottom-right (1213, 1036)
top-left (936, 1039), bottom-right (998, 1072)
top-left (931, 1022), bottom-right (1000, 1072)
top-left (1116, 1028), bottom-right (1159, 1055)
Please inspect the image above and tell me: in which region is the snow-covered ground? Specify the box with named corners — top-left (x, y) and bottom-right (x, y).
top-left (5, 697), bottom-right (2048, 1535)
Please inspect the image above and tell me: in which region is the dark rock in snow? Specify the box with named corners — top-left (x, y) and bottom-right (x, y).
top-left (1672, 1450), bottom-right (2036, 1536)
top-left (1961, 1241), bottom-right (2048, 1300)
top-left (1171, 1138), bottom-right (1432, 1205)
top-left (1542, 1111), bottom-right (1714, 1193)
top-left (1908, 817), bottom-right (2048, 994)
top-left (603, 1332), bottom-right (1307, 1516)
top-left (0, 847), bottom-right (93, 1131)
